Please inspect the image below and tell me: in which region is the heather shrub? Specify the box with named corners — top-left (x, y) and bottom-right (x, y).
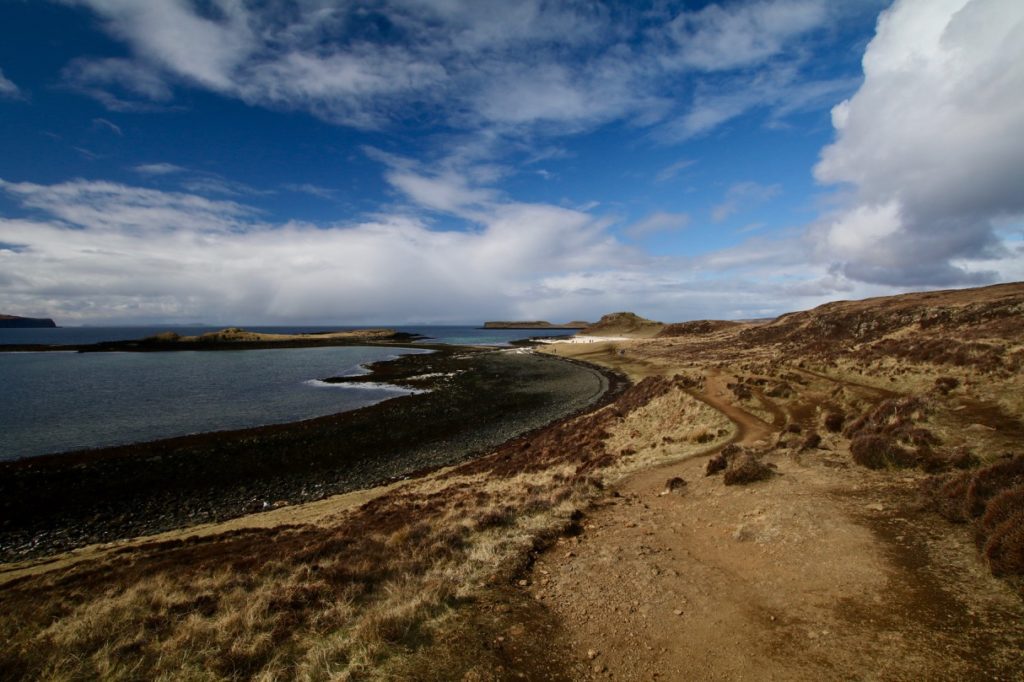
top-left (706, 444), bottom-right (741, 476)
top-left (983, 497), bottom-right (1024, 577)
top-left (723, 453), bottom-right (774, 485)
top-left (925, 455), bottom-right (1024, 578)
top-left (850, 434), bottom-right (916, 469)
top-left (823, 411), bottom-right (845, 433)
top-left (964, 455), bottom-right (1024, 518)
top-left (980, 485), bottom-right (1024, 536)
top-left (924, 471), bottom-right (974, 523)
top-left (934, 376), bottom-right (960, 395)
top-left (801, 432), bottom-right (822, 450)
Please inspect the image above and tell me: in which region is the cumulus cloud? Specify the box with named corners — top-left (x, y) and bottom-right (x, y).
top-left (814, 0), bottom-right (1024, 286)
top-left (0, 174), bottom-right (864, 325)
top-left (0, 177), bottom-right (629, 323)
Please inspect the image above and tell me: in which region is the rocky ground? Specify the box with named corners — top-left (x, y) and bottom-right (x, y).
top-left (531, 282), bottom-right (1024, 680)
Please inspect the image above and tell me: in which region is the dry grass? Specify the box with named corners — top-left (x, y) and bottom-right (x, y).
top-left (0, 373), bottom-right (688, 681)
top-left (601, 384), bottom-right (734, 481)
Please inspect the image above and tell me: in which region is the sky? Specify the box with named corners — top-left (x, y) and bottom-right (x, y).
top-left (0, 0), bottom-right (1021, 325)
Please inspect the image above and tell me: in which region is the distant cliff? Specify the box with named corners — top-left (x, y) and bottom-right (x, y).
top-left (483, 320), bottom-right (590, 329)
top-left (0, 315), bottom-right (56, 328)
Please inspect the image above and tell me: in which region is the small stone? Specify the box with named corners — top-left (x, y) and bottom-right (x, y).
top-left (587, 649), bottom-right (599, 660)
top-left (592, 663), bottom-right (607, 674)
top-left (673, 608), bottom-right (684, 616)
top-left (865, 502), bottom-right (884, 512)
top-left (517, 579), bottom-right (529, 587)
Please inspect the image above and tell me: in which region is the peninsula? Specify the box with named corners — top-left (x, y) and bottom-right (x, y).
top-left (1, 327), bottom-right (423, 353)
top-left (0, 314), bottom-right (56, 328)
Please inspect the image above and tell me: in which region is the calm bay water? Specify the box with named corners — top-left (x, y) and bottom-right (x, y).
top-left (0, 346), bottom-right (430, 461)
top-left (0, 326), bottom-right (575, 461)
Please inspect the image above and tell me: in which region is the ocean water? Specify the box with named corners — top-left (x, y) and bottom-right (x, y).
top-left (0, 325), bottom-right (575, 347)
top-left (0, 326), bottom-right (579, 461)
top-left (0, 346), bottom-right (431, 461)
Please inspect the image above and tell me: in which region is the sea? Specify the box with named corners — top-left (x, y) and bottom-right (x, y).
top-left (0, 325), bottom-right (575, 461)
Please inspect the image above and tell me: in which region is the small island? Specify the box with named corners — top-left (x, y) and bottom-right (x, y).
top-left (90, 327), bottom-right (423, 351)
top-left (0, 314), bottom-right (56, 328)
top-left (482, 320), bottom-right (590, 329)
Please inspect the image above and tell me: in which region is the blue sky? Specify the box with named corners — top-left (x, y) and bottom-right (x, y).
top-left (0, 0), bottom-right (1021, 325)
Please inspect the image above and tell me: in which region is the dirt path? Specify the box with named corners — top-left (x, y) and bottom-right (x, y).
top-left (530, 367), bottom-right (1024, 681)
top-left (698, 370), bottom-right (774, 446)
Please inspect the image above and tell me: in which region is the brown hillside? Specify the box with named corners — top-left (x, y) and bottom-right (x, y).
top-left (658, 319), bottom-right (744, 337)
top-left (584, 312), bottom-right (663, 337)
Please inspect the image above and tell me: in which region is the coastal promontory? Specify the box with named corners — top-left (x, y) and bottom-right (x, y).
top-left (0, 314), bottom-right (56, 328)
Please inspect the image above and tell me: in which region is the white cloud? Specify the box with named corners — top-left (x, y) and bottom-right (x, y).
top-left (92, 117), bottom-right (123, 136)
top-left (62, 57), bottom-right (174, 111)
top-left (0, 177), bottom-right (627, 323)
top-left (625, 212), bottom-right (691, 239)
top-left (660, 67), bottom-right (858, 141)
top-left (59, 0), bottom-right (851, 137)
top-left (133, 162), bottom-right (186, 175)
top-left (662, 0), bottom-right (828, 71)
top-left (654, 159), bottom-right (696, 183)
top-left (0, 178), bottom-right (253, 234)
top-left (385, 170), bottom-right (498, 217)
top-left (0, 68), bottom-right (22, 98)
top-left (813, 0), bottom-right (1024, 286)
top-left (0, 175), bottom-right (860, 325)
top-left (283, 183), bottom-right (337, 201)
top-left (711, 181), bottom-right (781, 222)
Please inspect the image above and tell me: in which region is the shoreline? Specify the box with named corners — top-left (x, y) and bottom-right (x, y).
top-left (0, 346), bottom-right (625, 562)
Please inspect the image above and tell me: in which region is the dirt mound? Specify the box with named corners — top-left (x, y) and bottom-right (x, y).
top-left (583, 312), bottom-right (663, 337)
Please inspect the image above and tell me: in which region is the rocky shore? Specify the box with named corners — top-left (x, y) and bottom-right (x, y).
top-left (0, 348), bottom-right (623, 561)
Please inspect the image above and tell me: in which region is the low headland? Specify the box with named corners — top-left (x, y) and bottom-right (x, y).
top-left (0, 326), bottom-right (424, 352)
top-left (0, 314), bottom-right (56, 328)
top-left (2, 282), bottom-right (1023, 680)
top-left (483, 320), bottom-right (590, 329)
